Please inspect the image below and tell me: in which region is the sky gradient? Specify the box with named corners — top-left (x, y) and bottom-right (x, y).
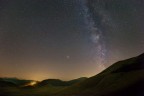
top-left (0, 0), bottom-right (144, 80)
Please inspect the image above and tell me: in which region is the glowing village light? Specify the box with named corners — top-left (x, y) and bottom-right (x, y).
top-left (29, 81), bottom-right (37, 86)
top-left (24, 81), bottom-right (38, 87)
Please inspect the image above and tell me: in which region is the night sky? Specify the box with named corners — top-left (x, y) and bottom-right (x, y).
top-left (0, 0), bottom-right (144, 80)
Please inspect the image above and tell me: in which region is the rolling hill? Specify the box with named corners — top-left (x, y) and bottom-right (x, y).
top-left (0, 78), bottom-right (33, 86)
top-left (37, 77), bottom-right (87, 87)
top-left (56, 53), bottom-right (144, 96)
top-left (0, 53), bottom-right (144, 96)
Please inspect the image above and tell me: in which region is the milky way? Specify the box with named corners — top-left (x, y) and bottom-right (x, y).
top-left (78, 0), bottom-right (108, 70)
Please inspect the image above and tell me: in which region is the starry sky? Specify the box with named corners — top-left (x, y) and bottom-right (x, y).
top-left (0, 0), bottom-right (144, 80)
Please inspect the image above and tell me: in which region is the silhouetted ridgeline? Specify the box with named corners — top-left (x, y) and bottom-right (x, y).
top-left (56, 53), bottom-right (144, 96)
top-left (0, 53), bottom-right (144, 96)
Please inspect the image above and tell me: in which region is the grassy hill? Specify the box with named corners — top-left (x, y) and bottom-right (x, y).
top-left (0, 53), bottom-right (144, 96)
top-left (37, 77), bottom-right (87, 87)
top-left (56, 53), bottom-right (144, 96)
top-left (0, 78), bottom-right (33, 86)
top-left (0, 77), bottom-right (87, 96)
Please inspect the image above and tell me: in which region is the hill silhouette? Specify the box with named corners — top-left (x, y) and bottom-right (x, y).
top-left (0, 53), bottom-right (144, 96)
top-left (37, 77), bottom-right (87, 87)
top-left (0, 78), bottom-right (33, 86)
top-left (57, 53), bottom-right (144, 96)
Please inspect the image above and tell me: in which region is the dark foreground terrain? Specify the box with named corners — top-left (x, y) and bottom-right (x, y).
top-left (0, 53), bottom-right (144, 96)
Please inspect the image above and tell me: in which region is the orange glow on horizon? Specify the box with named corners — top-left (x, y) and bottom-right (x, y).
top-left (24, 81), bottom-right (38, 87)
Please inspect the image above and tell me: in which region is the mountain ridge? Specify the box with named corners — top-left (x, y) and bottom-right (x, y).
top-left (0, 53), bottom-right (144, 96)
top-left (56, 53), bottom-right (144, 96)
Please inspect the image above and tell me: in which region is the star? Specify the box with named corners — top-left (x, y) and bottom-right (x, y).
top-left (66, 56), bottom-right (70, 59)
